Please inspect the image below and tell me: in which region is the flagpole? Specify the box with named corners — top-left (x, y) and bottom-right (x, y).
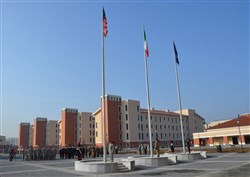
top-left (102, 8), bottom-right (107, 163)
top-left (173, 43), bottom-right (186, 154)
top-left (143, 27), bottom-right (153, 158)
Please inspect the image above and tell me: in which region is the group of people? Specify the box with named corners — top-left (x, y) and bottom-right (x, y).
top-left (22, 147), bottom-right (57, 161)
top-left (138, 138), bottom-right (192, 156)
top-left (59, 143), bottom-right (119, 161)
top-left (137, 143), bottom-right (150, 155)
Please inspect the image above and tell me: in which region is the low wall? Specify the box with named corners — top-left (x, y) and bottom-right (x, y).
top-left (75, 161), bottom-right (118, 173)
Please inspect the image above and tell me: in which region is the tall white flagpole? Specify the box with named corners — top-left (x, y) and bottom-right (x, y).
top-left (143, 27), bottom-right (153, 158)
top-left (173, 41), bottom-right (186, 153)
top-left (102, 7), bottom-right (107, 162)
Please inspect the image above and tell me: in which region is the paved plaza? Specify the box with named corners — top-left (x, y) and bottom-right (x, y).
top-left (0, 153), bottom-right (249, 177)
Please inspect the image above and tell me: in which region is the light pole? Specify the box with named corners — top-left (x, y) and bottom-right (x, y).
top-left (236, 119), bottom-right (244, 153)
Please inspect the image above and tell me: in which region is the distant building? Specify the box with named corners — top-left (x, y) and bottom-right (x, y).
top-left (18, 122), bottom-right (30, 149)
top-left (33, 117), bottom-right (47, 147)
top-left (6, 137), bottom-right (18, 146)
top-left (46, 120), bottom-right (59, 146)
top-left (0, 135), bottom-right (6, 146)
top-left (193, 114), bottom-right (250, 146)
top-left (17, 94), bottom-right (205, 149)
top-left (60, 108), bottom-right (78, 147)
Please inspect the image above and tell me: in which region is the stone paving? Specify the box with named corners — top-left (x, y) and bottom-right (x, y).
top-left (0, 153), bottom-right (249, 177)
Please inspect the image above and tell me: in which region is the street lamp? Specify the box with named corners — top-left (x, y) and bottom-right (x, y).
top-left (236, 119), bottom-right (244, 153)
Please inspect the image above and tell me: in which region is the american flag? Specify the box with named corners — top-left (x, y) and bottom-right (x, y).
top-left (103, 8), bottom-right (108, 37)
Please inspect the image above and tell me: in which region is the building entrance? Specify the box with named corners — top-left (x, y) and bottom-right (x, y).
top-left (232, 136), bottom-right (238, 144)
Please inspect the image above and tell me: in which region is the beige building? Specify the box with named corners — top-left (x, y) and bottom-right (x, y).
top-left (77, 112), bottom-right (95, 146)
top-left (46, 120), bottom-right (59, 146)
top-left (93, 94), bottom-right (205, 148)
top-left (193, 114), bottom-right (250, 146)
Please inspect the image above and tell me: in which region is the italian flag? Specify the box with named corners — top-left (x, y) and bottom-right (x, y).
top-left (144, 29), bottom-right (149, 58)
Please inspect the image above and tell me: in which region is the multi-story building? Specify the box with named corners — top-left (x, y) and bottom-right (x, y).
top-left (18, 122), bottom-right (30, 149)
top-left (93, 94), bottom-right (205, 148)
top-left (18, 94), bottom-right (205, 149)
top-left (33, 117), bottom-right (47, 147)
top-left (60, 108), bottom-right (78, 147)
top-left (46, 120), bottom-right (59, 147)
top-left (77, 112), bottom-right (95, 146)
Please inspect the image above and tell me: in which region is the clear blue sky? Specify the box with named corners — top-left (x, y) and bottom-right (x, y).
top-left (1, 0), bottom-right (249, 137)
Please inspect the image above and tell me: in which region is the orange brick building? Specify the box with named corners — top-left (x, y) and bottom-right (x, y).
top-left (60, 108), bottom-right (78, 147)
top-left (33, 117), bottom-right (47, 147)
top-left (18, 122), bottom-right (30, 149)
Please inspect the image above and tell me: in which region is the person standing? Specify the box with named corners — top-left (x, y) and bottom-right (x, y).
top-left (109, 142), bottom-right (114, 162)
top-left (170, 141), bottom-right (175, 153)
top-left (186, 139), bottom-right (191, 153)
top-left (154, 139), bottom-right (160, 157)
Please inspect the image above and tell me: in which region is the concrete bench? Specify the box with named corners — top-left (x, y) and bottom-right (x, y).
top-left (191, 151), bottom-right (207, 158)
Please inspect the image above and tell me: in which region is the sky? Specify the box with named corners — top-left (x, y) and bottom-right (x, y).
top-left (1, 0), bottom-right (249, 138)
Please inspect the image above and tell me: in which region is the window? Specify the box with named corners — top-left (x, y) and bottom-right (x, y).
top-left (161, 133), bottom-right (162, 139)
top-left (147, 133), bottom-right (148, 137)
top-left (125, 105), bottom-right (128, 111)
top-left (150, 116), bottom-right (152, 120)
top-left (119, 114), bottom-right (121, 121)
top-left (126, 133), bottom-right (129, 140)
top-left (141, 116), bottom-right (143, 122)
top-left (172, 125), bottom-right (174, 131)
top-left (89, 131), bottom-right (91, 135)
top-left (79, 116), bottom-right (81, 120)
top-left (146, 116), bottom-right (147, 120)
top-left (160, 117), bottom-right (161, 122)
top-left (141, 124), bottom-right (143, 130)
top-left (138, 124), bottom-right (140, 130)
top-left (90, 137), bottom-right (92, 142)
top-left (118, 106), bottom-right (121, 113)
top-left (93, 124), bottom-right (95, 128)
top-left (96, 123), bottom-right (98, 128)
top-left (172, 118), bottom-right (173, 123)
top-left (146, 124), bottom-right (148, 128)
top-left (138, 115), bottom-right (140, 121)
top-left (75, 123), bottom-right (77, 128)
top-left (96, 131), bottom-right (98, 137)
top-left (142, 133), bottom-right (144, 140)
top-left (79, 123), bottom-right (81, 128)
top-left (160, 125), bottom-right (162, 130)
top-left (89, 116), bottom-right (92, 121)
top-left (126, 123), bottom-right (128, 130)
top-left (126, 114), bottom-right (128, 121)
top-left (137, 105), bottom-right (139, 112)
top-left (120, 134), bottom-right (122, 140)
top-left (155, 117), bottom-right (157, 122)
top-left (93, 131), bottom-right (95, 135)
top-left (89, 124), bottom-right (91, 128)
top-left (155, 125), bottom-right (157, 130)
top-left (79, 130), bottom-right (81, 135)
top-left (139, 133), bottom-right (141, 140)
top-left (119, 124), bottom-right (122, 130)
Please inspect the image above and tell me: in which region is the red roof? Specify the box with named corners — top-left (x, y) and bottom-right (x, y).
top-left (208, 114), bottom-right (250, 129)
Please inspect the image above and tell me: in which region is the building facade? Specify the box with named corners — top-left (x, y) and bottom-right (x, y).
top-left (33, 117), bottom-right (47, 147)
top-left (18, 122), bottom-right (30, 149)
top-left (93, 94), bottom-right (205, 148)
top-left (193, 114), bottom-right (250, 146)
